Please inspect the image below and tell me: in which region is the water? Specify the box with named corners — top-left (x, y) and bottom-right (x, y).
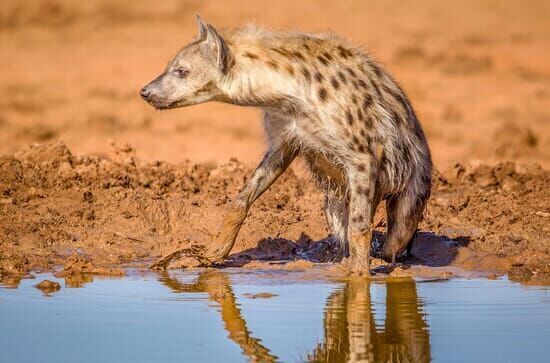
top-left (1, 270), bottom-right (549, 363)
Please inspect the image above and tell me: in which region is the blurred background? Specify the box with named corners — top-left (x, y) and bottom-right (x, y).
top-left (1, 0), bottom-right (549, 170)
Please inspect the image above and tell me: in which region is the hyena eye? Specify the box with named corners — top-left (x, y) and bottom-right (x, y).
top-left (174, 68), bottom-right (190, 78)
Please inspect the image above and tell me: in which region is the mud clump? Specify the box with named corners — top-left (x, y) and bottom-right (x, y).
top-left (0, 142), bottom-right (549, 284)
top-left (423, 161), bottom-right (550, 283)
top-left (243, 292), bottom-right (278, 299)
top-left (0, 141), bottom-right (324, 278)
top-left (59, 254), bottom-right (125, 277)
top-left (35, 279), bottom-right (61, 294)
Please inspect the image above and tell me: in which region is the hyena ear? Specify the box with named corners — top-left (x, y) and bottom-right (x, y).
top-left (205, 23), bottom-right (234, 75)
top-left (195, 14), bottom-right (208, 40)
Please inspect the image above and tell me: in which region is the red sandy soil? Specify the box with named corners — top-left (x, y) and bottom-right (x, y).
top-left (0, 1), bottom-right (549, 284)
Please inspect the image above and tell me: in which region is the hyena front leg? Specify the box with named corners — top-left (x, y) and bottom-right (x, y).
top-left (324, 191), bottom-right (349, 259)
top-left (346, 162), bottom-right (379, 275)
top-left (206, 144), bottom-right (296, 263)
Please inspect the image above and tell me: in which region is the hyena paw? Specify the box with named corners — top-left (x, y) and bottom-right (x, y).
top-left (338, 257), bottom-right (372, 277)
top-left (150, 243), bottom-right (214, 270)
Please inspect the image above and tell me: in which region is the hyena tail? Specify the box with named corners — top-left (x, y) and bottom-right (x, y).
top-left (381, 162), bottom-right (432, 263)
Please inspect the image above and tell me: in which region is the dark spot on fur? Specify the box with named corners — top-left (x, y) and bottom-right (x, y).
top-left (243, 52), bottom-right (259, 59)
top-left (337, 46), bottom-right (346, 58)
top-left (357, 107), bottom-right (363, 121)
top-left (357, 145), bottom-right (367, 153)
top-left (292, 51), bottom-right (305, 61)
top-left (372, 82), bottom-right (382, 98)
top-left (371, 62), bottom-right (383, 77)
top-left (318, 87), bottom-right (328, 101)
top-left (330, 76), bottom-right (340, 90)
top-left (337, 45), bottom-right (352, 59)
top-left (314, 71), bottom-right (324, 82)
top-left (358, 79), bottom-right (367, 89)
top-left (364, 115), bottom-right (373, 129)
top-left (363, 94), bottom-right (373, 110)
top-left (351, 94), bottom-right (358, 104)
top-left (357, 163), bottom-right (366, 172)
top-left (301, 67), bottom-right (311, 81)
top-left (346, 110), bottom-right (354, 125)
top-left (322, 52), bottom-right (333, 61)
top-left (285, 64), bottom-right (295, 75)
top-left (317, 54), bottom-right (329, 66)
top-left (303, 44), bottom-right (311, 51)
top-left (272, 48), bottom-right (288, 57)
top-left (365, 134), bottom-right (372, 145)
top-left (352, 135), bottom-right (360, 145)
top-left (346, 67), bottom-right (357, 78)
top-left (267, 60), bottom-right (279, 70)
top-left (337, 71), bottom-right (347, 84)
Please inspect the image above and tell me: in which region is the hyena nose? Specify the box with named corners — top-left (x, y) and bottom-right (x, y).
top-left (140, 87), bottom-right (152, 100)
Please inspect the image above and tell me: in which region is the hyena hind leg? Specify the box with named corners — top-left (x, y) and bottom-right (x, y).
top-left (381, 184), bottom-right (429, 264)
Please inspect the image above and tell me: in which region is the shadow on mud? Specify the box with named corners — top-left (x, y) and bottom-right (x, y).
top-left (158, 270), bottom-right (431, 362)
top-left (224, 231), bottom-right (470, 268)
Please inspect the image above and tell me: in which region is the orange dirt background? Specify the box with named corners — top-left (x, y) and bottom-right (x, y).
top-left (0, 0), bottom-right (549, 284)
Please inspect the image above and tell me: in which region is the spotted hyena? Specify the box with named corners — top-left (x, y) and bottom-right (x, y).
top-left (141, 16), bottom-right (432, 274)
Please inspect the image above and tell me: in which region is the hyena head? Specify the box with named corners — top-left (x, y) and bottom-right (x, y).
top-left (140, 15), bottom-right (233, 109)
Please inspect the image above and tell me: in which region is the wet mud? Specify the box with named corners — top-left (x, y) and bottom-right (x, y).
top-left (0, 142), bottom-right (548, 285)
top-left (0, 0), bottom-right (549, 285)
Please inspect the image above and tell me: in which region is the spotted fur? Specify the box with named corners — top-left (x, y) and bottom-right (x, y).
top-left (141, 16), bottom-right (433, 272)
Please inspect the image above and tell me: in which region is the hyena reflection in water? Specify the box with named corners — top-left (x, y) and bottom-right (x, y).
top-left (160, 272), bottom-right (431, 362)
top-left (309, 279), bottom-right (431, 362)
top-left (142, 16), bottom-right (432, 274)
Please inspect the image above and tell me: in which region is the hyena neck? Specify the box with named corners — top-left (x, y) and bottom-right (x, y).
top-left (217, 50), bottom-right (304, 113)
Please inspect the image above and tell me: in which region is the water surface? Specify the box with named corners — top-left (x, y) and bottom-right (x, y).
top-left (1, 269), bottom-right (549, 362)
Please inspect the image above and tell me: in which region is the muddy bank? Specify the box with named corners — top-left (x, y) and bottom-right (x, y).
top-left (0, 142), bottom-right (549, 284)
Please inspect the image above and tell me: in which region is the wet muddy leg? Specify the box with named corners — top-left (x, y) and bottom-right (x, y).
top-left (205, 144), bottom-right (296, 263)
top-left (346, 165), bottom-right (378, 275)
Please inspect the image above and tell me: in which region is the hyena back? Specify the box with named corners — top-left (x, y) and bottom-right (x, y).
top-left (141, 16), bottom-right (432, 273)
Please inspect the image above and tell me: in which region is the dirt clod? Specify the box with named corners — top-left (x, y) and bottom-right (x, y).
top-left (35, 279), bottom-right (61, 294)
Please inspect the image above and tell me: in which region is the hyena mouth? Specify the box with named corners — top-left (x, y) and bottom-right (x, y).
top-left (151, 99), bottom-right (181, 110)
top-left (167, 99), bottom-right (184, 108)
